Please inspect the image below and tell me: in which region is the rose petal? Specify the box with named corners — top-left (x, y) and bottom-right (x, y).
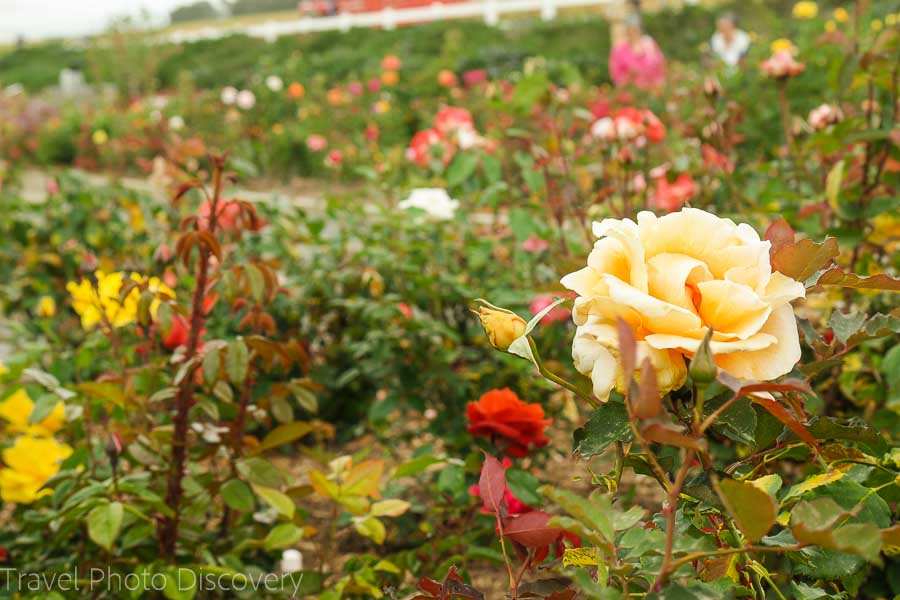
top-left (604, 275), bottom-right (703, 334)
top-left (698, 280), bottom-right (771, 340)
top-left (714, 304), bottom-right (801, 381)
top-left (647, 253), bottom-right (712, 314)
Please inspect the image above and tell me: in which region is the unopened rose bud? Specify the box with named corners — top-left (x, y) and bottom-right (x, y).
top-left (690, 329), bottom-right (717, 386)
top-left (478, 305), bottom-right (527, 351)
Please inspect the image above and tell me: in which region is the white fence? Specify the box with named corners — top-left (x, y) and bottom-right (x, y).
top-left (163, 0), bottom-right (619, 43)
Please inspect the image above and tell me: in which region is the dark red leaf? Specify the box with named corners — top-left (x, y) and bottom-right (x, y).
top-left (478, 453), bottom-right (507, 515)
top-left (765, 218), bottom-right (795, 259)
top-left (503, 511), bottom-right (561, 548)
top-left (615, 317), bottom-right (637, 381)
top-left (633, 358), bottom-right (661, 419)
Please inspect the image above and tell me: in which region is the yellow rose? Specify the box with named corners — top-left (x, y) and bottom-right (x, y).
top-left (871, 18), bottom-right (883, 31)
top-left (792, 1), bottom-right (818, 19)
top-left (478, 306), bottom-right (527, 351)
top-left (886, 14), bottom-right (896, 26)
top-left (0, 436), bottom-right (73, 504)
top-left (36, 295), bottom-right (56, 317)
top-left (770, 38), bottom-right (795, 54)
top-left (66, 271), bottom-right (174, 330)
top-left (0, 389), bottom-right (66, 436)
top-left (562, 208), bottom-right (805, 401)
top-left (92, 130), bottom-right (109, 146)
top-left (833, 7), bottom-right (849, 22)
top-left (825, 20), bottom-right (836, 32)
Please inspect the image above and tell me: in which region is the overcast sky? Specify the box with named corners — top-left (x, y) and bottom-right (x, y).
top-left (0, 0), bottom-right (193, 43)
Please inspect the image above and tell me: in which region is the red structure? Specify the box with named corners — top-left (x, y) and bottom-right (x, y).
top-left (299, 0), bottom-right (467, 17)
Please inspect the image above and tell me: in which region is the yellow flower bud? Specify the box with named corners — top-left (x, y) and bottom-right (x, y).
top-left (792, 1), bottom-right (818, 19)
top-left (478, 306), bottom-right (527, 351)
top-left (36, 296), bottom-right (56, 318)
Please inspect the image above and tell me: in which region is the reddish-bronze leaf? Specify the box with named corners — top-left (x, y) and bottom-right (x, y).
top-left (642, 424), bottom-right (702, 450)
top-left (633, 358), bottom-right (661, 419)
top-left (503, 511), bottom-right (561, 548)
top-left (749, 395), bottom-right (818, 448)
top-left (478, 453), bottom-right (507, 515)
top-left (814, 268), bottom-right (900, 291)
top-left (765, 218), bottom-right (795, 258)
top-left (615, 317), bottom-right (637, 381)
top-left (771, 237), bottom-right (839, 282)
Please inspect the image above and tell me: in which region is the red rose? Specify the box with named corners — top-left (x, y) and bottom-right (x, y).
top-left (652, 173), bottom-right (696, 212)
top-left (467, 388), bottom-right (551, 457)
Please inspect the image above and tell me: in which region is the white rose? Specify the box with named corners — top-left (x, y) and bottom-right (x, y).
top-left (236, 89), bottom-right (256, 110)
top-left (591, 117), bottom-right (616, 141)
top-left (220, 86), bottom-right (238, 105)
top-left (266, 75), bottom-right (284, 92)
top-left (398, 188), bottom-right (459, 221)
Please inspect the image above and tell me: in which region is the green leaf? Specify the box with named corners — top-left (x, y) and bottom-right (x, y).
top-left (87, 501), bottom-right (124, 550)
top-left (392, 455), bottom-right (444, 479)
top-left (573, 401), bottom-right (633, 458)
top-left (703, 394), bottom-right (756, 445)
top-left (225, 339), bottom-right (249, 385)
top-left (543, 487), bottom-right (614, 543)
top-left (370, 499), bottom-right (410, 517)
top-left (714, 478), bottom-right (777, 542)
top-left (258, 422), bottom-right (314, 452)
top-left (805, 416), bottom-right (888, 455)
top-left (221, 479), bottom-right (255, 512)
top-left (201, 349), bottom-right (221, 386)
top-left (506, 468), bottom-right (542, 506)
top-left (827, 311), bottom-right (867, 346)
top-left (252, 485), bottom-right (295, 519)
top-left (353, 515), bottom-right (386, 544)
top-left (162, 567), bottom-right (197, 600)
top-left (245, 264), bottom-right (265, 302)
top-left (446, 152), bottom-right (479, 188)
top-left (29, 394), bottom-right (61, 424)
top-left (236, 457), bottom-right (284, 487)
top-left (824, 160), bottom-right (844, 208)
top-left (76, 382), bottom-right (126, 407)
top-left (792, 497), bottom-right (883, 564)
top-left (263, 523), bottom-right (304, 550)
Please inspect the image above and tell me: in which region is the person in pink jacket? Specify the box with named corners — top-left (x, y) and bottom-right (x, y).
top-left (609, 15), bottom-right (666, 92)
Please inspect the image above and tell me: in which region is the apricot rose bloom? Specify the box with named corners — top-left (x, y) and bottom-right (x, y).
top-left (561, 208), bottom-right (805, 401)
top-left (466, 388), bottom-right (551, 457)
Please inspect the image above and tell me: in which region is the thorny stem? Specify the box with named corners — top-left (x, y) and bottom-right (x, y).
top-left (159, 156), bottom-right (225, 559)
top-left (654, 448), bottom-right (696, 590)
top-left (622, 387), bottom-right (671, 493)
top-left (495, 513), bottom-right (518, 599)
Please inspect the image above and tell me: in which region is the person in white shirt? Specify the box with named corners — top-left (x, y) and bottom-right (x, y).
top-left (711, 13), bottom-right (750, 67)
